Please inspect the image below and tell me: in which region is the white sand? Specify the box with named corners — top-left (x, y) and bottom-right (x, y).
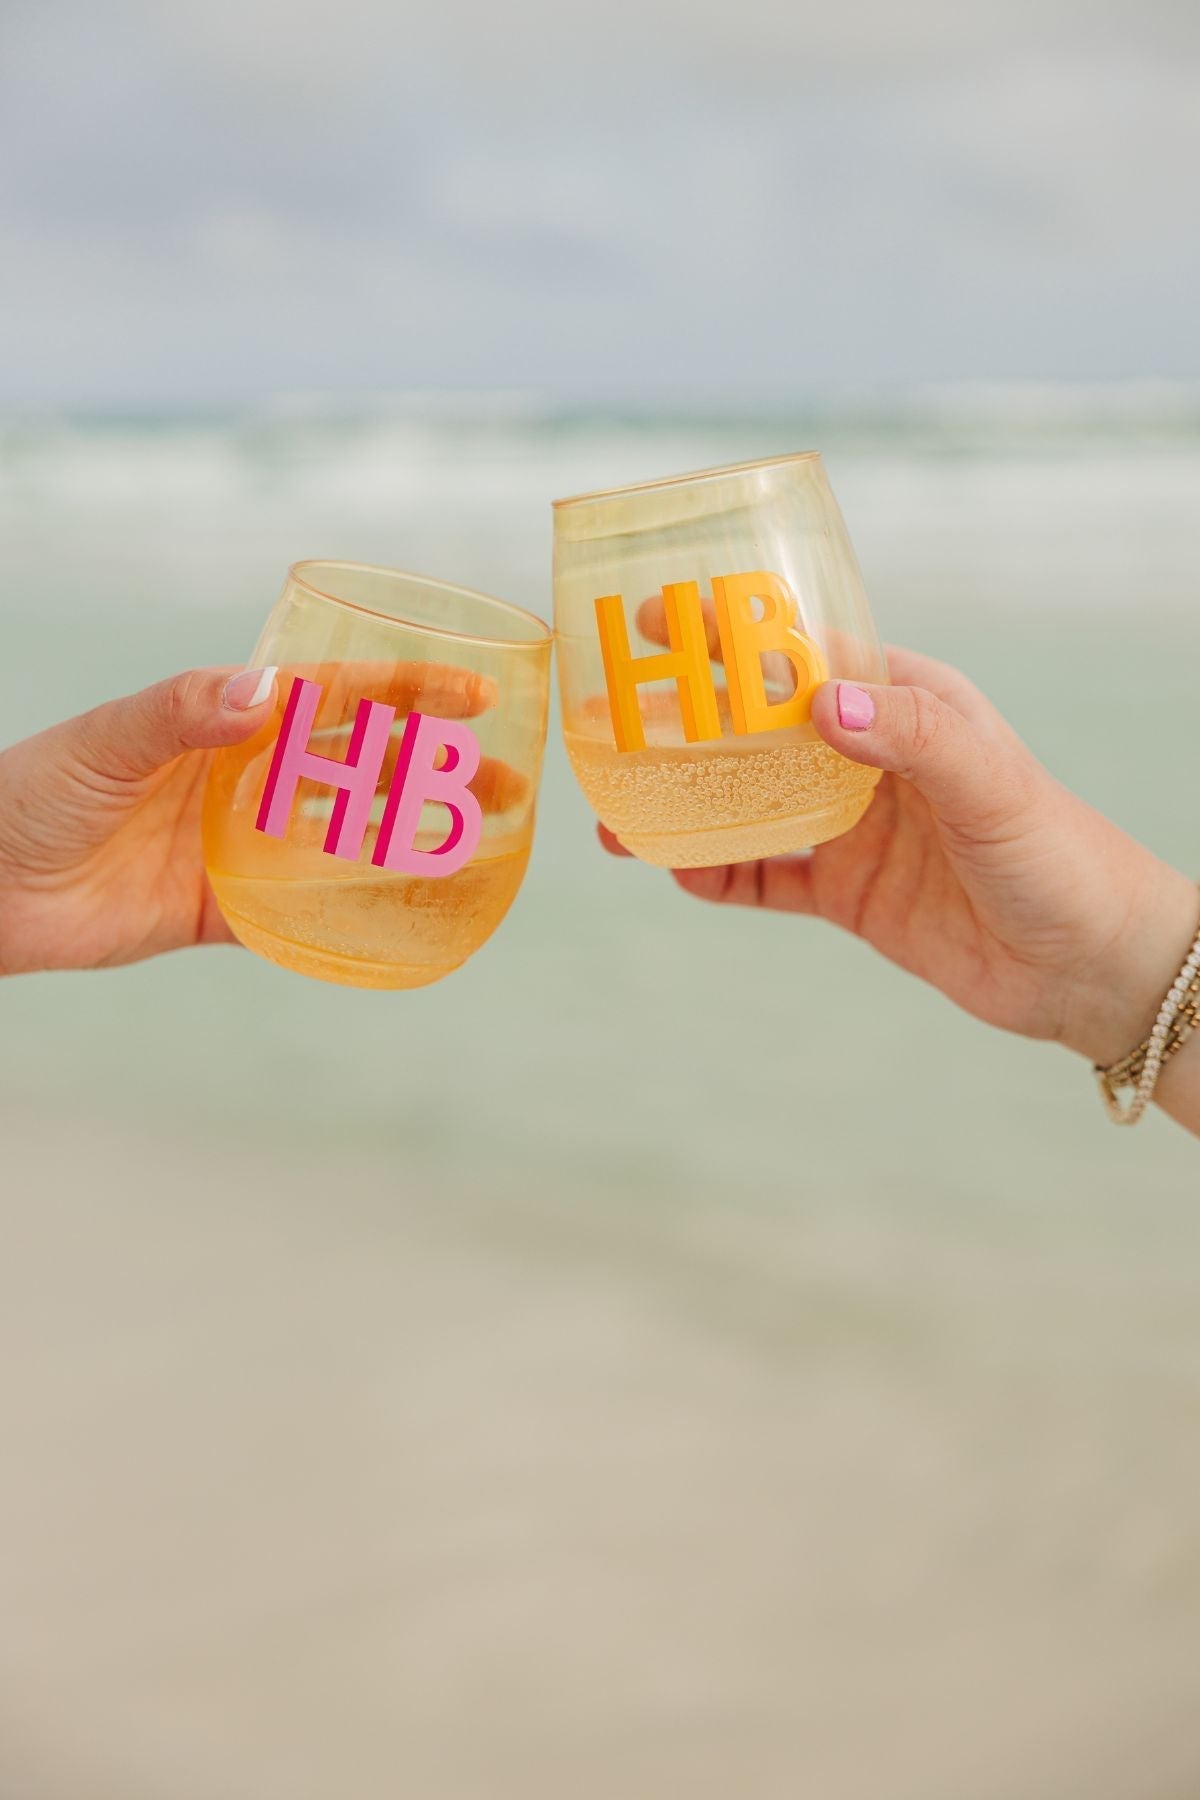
top-left (4, 1108), bottom-right (1200, 1800)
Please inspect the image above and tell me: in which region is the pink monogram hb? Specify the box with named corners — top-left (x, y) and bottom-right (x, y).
top-left (256, 676), bottom-right (483, 877)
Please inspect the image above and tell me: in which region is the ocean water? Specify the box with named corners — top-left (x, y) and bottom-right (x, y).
top-left (1, 401), bottom-right (1200, 1799)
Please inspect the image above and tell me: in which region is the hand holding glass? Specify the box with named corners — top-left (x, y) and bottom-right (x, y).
top-left (203, 562), bottom-right (551, 987)
top-left (554, 454), bottom-right (887, 867)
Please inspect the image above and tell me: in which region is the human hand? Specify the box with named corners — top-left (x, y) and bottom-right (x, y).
top-left (0, 660), bottom-right (511, 975)
top-left (600, 631), bottom-right (1200, 1129)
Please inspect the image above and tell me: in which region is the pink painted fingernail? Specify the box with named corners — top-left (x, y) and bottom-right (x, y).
top-left (223, 667), bottom-right (277, 711)
top-left (837, 683), bottom-right (875, 731)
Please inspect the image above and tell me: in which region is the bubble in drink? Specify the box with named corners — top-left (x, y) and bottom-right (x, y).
top-left (205, 852), bottom-right (530, 989)
top-left (562, 723), bottom-right (880, 867)
top-left (203, 729), bottom-right (530, 988)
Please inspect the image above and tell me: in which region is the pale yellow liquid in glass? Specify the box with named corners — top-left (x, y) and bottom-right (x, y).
top-left (204, 736), bottom-right (530, 989)
top-left (563, 721), bottom-right (881, 867)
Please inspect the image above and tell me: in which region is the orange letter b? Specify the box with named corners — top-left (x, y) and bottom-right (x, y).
top-left (712, 571), bottom-right (828, 736)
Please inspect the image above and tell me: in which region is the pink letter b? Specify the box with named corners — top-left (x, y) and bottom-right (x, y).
top-left (372, 711), bottom-right (483, 878)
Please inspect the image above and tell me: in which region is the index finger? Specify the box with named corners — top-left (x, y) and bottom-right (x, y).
top-left (635, 593), bottom-right (724, 661)
top-left (283, 659), bottom-right (498, 719)
top-left (634, 602), bottom-right (994, 718)
top-left (634, 594), bottom-right (859, 681)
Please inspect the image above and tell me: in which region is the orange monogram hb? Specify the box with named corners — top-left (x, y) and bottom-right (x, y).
top-left (554, 454), bottom-right (888, 868)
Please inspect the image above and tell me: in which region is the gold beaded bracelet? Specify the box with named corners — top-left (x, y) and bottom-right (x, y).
top-left (1095, 893), bottom-right (1200, 1125)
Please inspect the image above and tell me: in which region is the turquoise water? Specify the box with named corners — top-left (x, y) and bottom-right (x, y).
top-left (1, 405), bottom-right (1196, 1194)
top-left (1, 404), bottom-right (1199, 1798)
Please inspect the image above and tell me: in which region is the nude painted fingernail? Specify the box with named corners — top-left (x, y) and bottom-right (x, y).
top-left (837, 683), bottom-right (875, 731)
top-left (223, 666), bottom-right (277, 711)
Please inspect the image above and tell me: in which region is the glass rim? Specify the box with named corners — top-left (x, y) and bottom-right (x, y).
top-left (288, 558), bottom-right (552, 649)
top-left (552, 450), bottom-right (822, 511)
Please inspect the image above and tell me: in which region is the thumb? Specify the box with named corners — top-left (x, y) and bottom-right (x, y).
top-left (811, 678), bottom-right (1032, 836)
top-left (69, 666), bottom-right (279, 783)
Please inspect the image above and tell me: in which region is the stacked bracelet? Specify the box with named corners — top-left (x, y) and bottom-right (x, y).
top-left (1096, 896), bottom-right (1200, 1125)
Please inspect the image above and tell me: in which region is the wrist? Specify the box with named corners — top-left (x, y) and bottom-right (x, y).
top-left (1154, 1019), bottom-right (1200, 1137)
top-left (1059, 860), bottom-right (1200, 1068)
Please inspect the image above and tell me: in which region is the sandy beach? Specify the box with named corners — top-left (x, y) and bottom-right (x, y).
top-left (4, 1098), bottom-right (1200, 1800)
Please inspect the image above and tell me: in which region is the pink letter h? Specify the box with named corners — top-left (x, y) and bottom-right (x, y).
top-left (255, 676), bottom-right (395, 861)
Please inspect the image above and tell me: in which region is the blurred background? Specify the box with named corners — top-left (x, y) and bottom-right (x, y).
top-left (2, 2), bottom-right (1200, 1796)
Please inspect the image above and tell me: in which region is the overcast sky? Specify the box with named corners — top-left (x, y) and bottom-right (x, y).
top-left (2, 0), bottom-right (1198, 410)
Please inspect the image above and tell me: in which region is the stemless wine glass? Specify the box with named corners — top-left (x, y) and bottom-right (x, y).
top-left (202, 561), bottom-right (551, 988)
top-left (554, 453), bottom-right (887, 867)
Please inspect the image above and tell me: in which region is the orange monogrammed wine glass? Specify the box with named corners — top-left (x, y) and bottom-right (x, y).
top-left (554, 454), bottom-right (887, 868)
top-left (202, 561), bottom-right (551, 988)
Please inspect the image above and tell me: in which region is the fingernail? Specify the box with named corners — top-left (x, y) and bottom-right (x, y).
top-left (224, 666), bottom-right (277, 711)
top-left (837, 683), bottom-right (875, 731)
